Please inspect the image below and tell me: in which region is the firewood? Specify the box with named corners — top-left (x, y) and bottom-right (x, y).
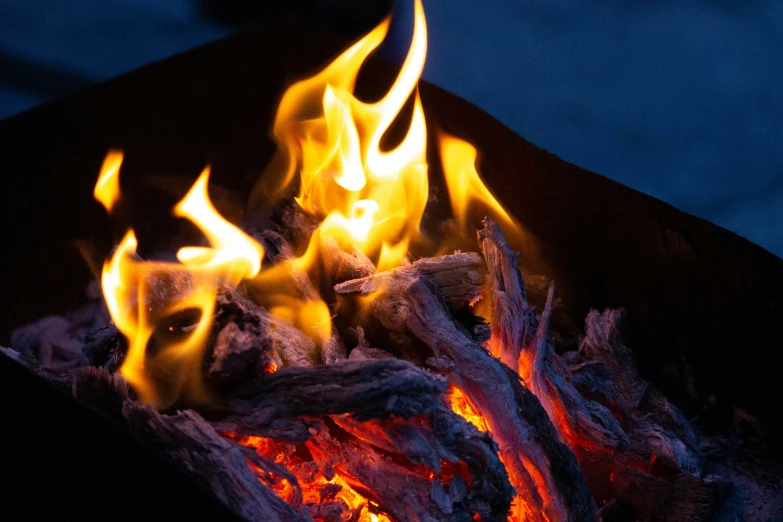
top-left (346, 326), bottom-right (394, 361)
top-left (579, 309), bottom-right (703, 473)
top-left (307, 419), bottom-right (510, 522)
top-left (72, 366), bottom-right (312, 521)
top-left (270, 198), bottom-right (320, 248)
top-left (209, 358), bottom-right (448, 441)
top-left (82, 323), bottom-right (125, 371)
top-left (337, 251), bottom-right (486, 311)
top-left (319, 235), bottom-right (376, 283)
top-left (79, 290), bottom-right (299, 386)
top-left (252, 229), bottom-right (347, 364)
top-left (0, 346), bottom-right (73, 392)
top-left (332, 404), bottom-right (515, 521)
top-left (478, 218), bottom-right (628, 452)
top-left (335, 269), bottom-right (596, 522)
top-left (268, 199), bottom-right (375, 283)
top-left (215, 288), bottom-right (317, 370)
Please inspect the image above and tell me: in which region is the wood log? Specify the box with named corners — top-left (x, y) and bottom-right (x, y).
top-left (307, 419), bottom-right (510, 522)
top-left (80, 286), bottom-right (313, 382)
top-left (216, 288), bottom-right (317, 370)
top-left (71, 366), bottom-right (312, 522)
top-left (209, 358), bottom-right (448, 441)
top-left (269, 198), bottom-right (376, 283)
top-left (333, 404), bottom-right (514, 521)
top-left (346, 326), bottom-right (394, 361)
top-left (411, 251), bottom-right (486, 308)
top-left (579, 309), bottom-right (702, 473)
top-left (335, 269), bottom-right (596, 522)
top-left (319, 235), bottom-right (376, 283)
top-left (0, 346), bottom-right (73, 392)
top-left (270, 198), bottom-right (320, 249)
top-left (82, 323), bottom-right (125, 371)
top-left (478, 218), bottom-right (628, 452)
top-left (336, 251), bottom-right (486, 311)
top-left (252, 229), bottom-right (347, 364)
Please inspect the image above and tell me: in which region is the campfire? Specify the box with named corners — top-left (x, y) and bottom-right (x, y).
top-left (4, 2), bottom-right (782, 521)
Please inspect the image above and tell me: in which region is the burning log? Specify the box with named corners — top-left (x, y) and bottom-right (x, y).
top-left (410, 251), bottom-right (486, 308)
top-left (478, 218), bottom-right (628, 451)
top-left (332, 405), bottom-right (515, 520)
top-left (269, 199), bottom-right (376, 283)
top-left (307, 417), bottom-right (512, 522)
top-left (335, 267), bottom-right (596, 522)
top-left (215, 287), bottom-right (317, 371)
top-left (252, 229), bottom-right (347, 363)
top-left (578, 309), bottom-right (703, 473)
top-left (72, 367), bottom-right (312, 522)
top-left (477, 217), bottom-right (726, 518)
top-left (209, 358), bottom-right (448, 440)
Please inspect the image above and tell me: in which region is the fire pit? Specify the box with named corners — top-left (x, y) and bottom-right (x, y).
top-left (2, 3), bottom-right (782, 521)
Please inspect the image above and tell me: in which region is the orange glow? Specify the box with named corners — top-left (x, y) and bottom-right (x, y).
top-left (265, 0), bottom-right (429, 268)
top-left (448, 385), bottom-right (489, 432)
top-left (438, 130), bottom-right (518, 233)
top-left (96, 166), bottom-right (263, 407)
top-left (93, 150), bottom-right (123, 213)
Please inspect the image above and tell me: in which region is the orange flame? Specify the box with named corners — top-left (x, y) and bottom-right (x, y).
top-left (93, 150), bottom-right (123, 212)
top-left (95, 157), bottom-right (263, 407)
top-left (448, 385), bottom-right (489, 432)
top-left (438, 130), bottom-right (519, 234)
top-left (263, 0), bottom-right (429, 270)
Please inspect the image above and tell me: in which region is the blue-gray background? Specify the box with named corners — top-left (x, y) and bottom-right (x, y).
top-left (2, 0), bottom-right (781, 257)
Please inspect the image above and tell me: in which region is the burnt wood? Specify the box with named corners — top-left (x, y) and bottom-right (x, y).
top-left (336, 269), bottom-right (596, 522)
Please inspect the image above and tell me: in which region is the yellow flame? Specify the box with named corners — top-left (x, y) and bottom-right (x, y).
top-left (96, 163), bottom-right (263, 407)
top-left (93, 150), bottom-right (124, 212)
top-left (266, 0), bottom-right (429, 267)
top-left (175, 167), bottom-right (263, 282)
top-left (448, 385), bottom-right (489, 432)
top-left (438, 130), bottom-right (517, 232)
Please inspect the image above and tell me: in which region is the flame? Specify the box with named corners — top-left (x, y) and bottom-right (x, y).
top-left (93, 150), bottom-right (124, 212)
top-left (448, 385), bottom-right (489, 432)
top-left (438, 130), bottom-right (518, 233)
top-left (263, 0), bottom-right (428, 268)
top-left (95, 159), bottom-right (263, 407)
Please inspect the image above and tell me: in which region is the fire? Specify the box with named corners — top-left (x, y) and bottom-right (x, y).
top-left (95, 159), bottom-right (264, 407)
top-left (438, 131), bottom-right (517, 232)
top-left (448, 385), bottom-right (489, 432)
top-left (93, 150), bottom-right (123, 212)
top-left (259, 0), bottom-right (429, 270)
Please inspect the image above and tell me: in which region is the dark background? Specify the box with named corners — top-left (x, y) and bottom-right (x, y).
top-left (1, 0), bottom-right (781, 257)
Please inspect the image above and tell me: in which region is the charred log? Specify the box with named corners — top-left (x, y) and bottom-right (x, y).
top-left (72, 366), bottom-right (312, 521)
top-left (210, 358), bottom-right (448, 441)
top-left (335, 268), bottom-right (596, 522)
top-left (479, 218), bottom-right (628, 451)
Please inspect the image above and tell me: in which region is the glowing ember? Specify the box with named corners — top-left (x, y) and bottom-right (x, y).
top-left (448, 385), bottom-right (489, 432)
